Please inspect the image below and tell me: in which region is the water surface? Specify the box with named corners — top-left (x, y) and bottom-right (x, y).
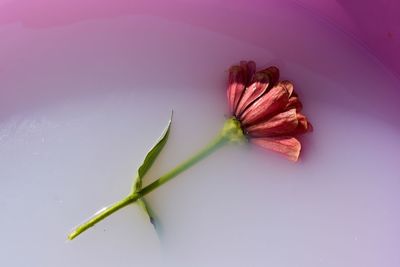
top-left (0, 3), bottom-right (399, 267)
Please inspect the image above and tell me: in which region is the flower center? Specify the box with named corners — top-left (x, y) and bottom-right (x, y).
top-left (221, 117), bottom-right (246, 143)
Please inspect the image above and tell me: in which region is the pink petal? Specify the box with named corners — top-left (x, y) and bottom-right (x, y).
top-left (235, 82), bottom-right (268, 116)
top-left (246, 109), bottom-right (298, 137)
top-left (239, 83), bottom-right (290, 126)
top-left (253, 66), bottom-right (280, 86)
top-left (227, 82), bottom-right (246, 113)
top-left (291, 113), bottom-right (313, 135)
top-left (235, 66), bottom-right (279, 116)
top-left (244, 61), bottom-right (256, 79)
top-left (280, 80), bottom-right (294, 97)
top-left (227, 61), bottom-right (256, 113)
top-left (286, 96), bottom-right (303, 112)
top-left (251, 136), bottom-right (301, 161)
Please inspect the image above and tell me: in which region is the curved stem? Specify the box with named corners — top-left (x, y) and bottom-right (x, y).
top-left (68, 194), bottom-right (140, 240)
top-left (67, 118), bottom-right (245, 240)
top-left (68, 134), bottom-right (228, 240)
top-left (138, 133), bottom-right (228, 196)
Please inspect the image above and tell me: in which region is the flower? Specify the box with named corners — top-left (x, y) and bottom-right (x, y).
top-left (227, 61), bottom-right (312, 161)
top-left (68, 60), bottom-right (315, 241)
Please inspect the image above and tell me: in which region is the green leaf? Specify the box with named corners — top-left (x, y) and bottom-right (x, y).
top-left (137, 198), bottom-right (157, 227)
top-left (131, 111), bottom-right (173, 193)
top-left (130, 112), bottom-right (172, 231)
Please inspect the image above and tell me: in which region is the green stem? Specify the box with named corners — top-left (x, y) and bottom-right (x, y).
top-left (68, 118), bottom-right (244, 240)
top-left (138, 133), bottom-right (228, 197)
top-left (68, 194), bottom-right (140, 240)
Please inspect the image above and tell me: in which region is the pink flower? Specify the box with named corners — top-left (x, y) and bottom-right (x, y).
top-left (227, 61), bottom-right (312, 161)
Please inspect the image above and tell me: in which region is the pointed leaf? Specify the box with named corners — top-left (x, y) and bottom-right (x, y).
top-left (132, 111), bottom-right (173, 192)
top-left (137, 198), bottom-right (157, 227)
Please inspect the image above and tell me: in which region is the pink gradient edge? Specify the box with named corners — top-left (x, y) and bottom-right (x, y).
top-left (0, 0), bottom-right (399, 77)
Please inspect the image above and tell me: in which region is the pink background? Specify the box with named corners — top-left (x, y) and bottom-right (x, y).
top-left (0, 0), bottom-right (399, 77)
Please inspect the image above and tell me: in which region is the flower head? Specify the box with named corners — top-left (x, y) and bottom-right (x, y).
top-left (227, 61), bottom-right (312, 161)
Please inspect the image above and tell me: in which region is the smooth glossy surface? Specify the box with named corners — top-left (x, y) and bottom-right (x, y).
top-left (1, 1), bottom-right (399, 267)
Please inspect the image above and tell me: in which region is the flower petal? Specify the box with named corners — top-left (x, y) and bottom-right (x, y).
top-left (235, 66), bottom-right (279, 116)
top-left (291, 113), bottom-right (313, 135)
top-left (239, 83), bottom-right (290, 126)
top-left (246, 109), bottom-right (298, 137)
top-left (227, 61), bottom-right (256, 113)
top-left (251, 136), bottom-right (301, 161)
top-left (280, 80), bottom-right (294, 97)
top-left (235, 82), bottom-right (268, 116)
top-left (227, 82), bottom-right (246, 113)
top-left (286, 96), bottom-right (303, 112)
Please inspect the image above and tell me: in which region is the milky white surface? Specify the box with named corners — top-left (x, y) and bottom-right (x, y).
top-left (0, 5), bottom-right (399, 267)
